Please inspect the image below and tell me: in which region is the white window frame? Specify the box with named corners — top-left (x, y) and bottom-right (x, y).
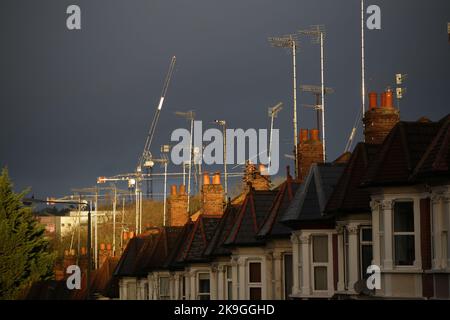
top-left (226, 265), bottom-right (233, 300)
top-left (393, 200), bottom-right (416, 267)
top-left (247, 260), bottom-right (262, 299)
top-left (158, 276), bottom-right (170, 300)
top-left (197, 272), bottom-right (211, 300)
top-left (311, 235), bottom-right (329, 293)
top-left (359, 225), bottom-right (373, 279)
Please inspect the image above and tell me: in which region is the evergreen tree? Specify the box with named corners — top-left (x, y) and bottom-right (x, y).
top-left (0, 167), bottom-right (56, 299)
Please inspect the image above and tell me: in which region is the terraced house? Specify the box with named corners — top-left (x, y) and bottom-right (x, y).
top-left (109, 91), bottom-right (449, 300)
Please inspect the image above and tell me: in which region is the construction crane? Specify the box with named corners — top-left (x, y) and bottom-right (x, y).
top-left (138, 56), bottom-right (177, 197)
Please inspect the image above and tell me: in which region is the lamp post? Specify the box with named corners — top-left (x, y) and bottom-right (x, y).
top-left (24, 197), bottom-right (92, 300)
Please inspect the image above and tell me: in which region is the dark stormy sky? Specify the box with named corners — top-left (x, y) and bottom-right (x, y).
top-left (1, 0), bottom-right (449, 200)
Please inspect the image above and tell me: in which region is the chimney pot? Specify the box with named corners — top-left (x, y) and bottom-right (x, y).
top-left (310, 129), bottom-right (320, 141)
top-left (380, 92), bottom-right (387, 107)
top-left (129, 231), bottom-right (135, 239)
top-left (385, 89), bottom-right (394, 108)
top-left (179, 184), bottom-right (186, 194)
top-left (299, 129), bottom-right (309, 143)
top-left (100, 243), bottom-right (105, 251)
top-left (123, 231), bottom-right (128, 240)
top-left (203, 172), bottom-right (210, 185)
top-left (212, 172), bottom-right (221, 185)
top-left (106, 243), bottom-right (112, 251)
top-left (259, 164), bottom-right (267, 175)
top-left (81, 247), bottom-right (87, 255)
top-left (368, 92), bottom-right (378, 109)
top-left (170, 185), bottom-right (177, 196)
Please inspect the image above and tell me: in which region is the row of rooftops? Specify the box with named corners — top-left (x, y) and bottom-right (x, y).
top-left (112, 113), bottom-right (450, 285)
top-left (25, 110), bottom-right (449, 300)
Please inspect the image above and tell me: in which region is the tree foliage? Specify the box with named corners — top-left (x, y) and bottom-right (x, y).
top-left (0, 167), bottom-right (56, 299)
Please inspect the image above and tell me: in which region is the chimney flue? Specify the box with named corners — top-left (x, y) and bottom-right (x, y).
top-left (179, 184), bottom-right (186, 194)
top-left (212, 172), bottom-right (221, 185)
top-left (203, 172), bottom-right (210, 185)
top-left (310, 129), bottom-right (320, 141)
top-left (170, 185), bottom-right (177, 196)
top-left (385, 88), bottom-right (394, 108)
top-left (368, 92), bottom-right (378, 109)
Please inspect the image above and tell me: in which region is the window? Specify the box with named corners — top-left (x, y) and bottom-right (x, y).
top-left (360, 226), bottom-right (373, 279)
top-left (198, 273), bottom-right (210, 300)
top-left (127, 282), bottom-right (136, 300)
top-left (159, 276), bottom-right (170, 300)
top-left (393, 202), bottom-right (415, 266)
top-left (343, 229), bottom-right (349, 290)
top-left (143, 282), bottom-right (148, 300)
top-left (312, 235), bottom-right (328, 291)
top-left (180, 276), bottom-right (186, 300)
top-left (248, 262), bottom-right (262, 300)
top-left (226, 266), bottom-right (233, 300)
top-left (283, 254), bottom-right (293, 299)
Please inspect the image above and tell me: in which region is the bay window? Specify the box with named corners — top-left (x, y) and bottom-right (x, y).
top-left (393, 201), bottom-right (415, 266)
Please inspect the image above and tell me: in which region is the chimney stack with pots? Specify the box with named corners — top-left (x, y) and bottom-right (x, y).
top-left (296, 128), bottom-right (324, 182)
top-left (202, 172), bottom-right (224, 215)
top-left (168, 184), bottom-right (189, 226)
top-left (363, 88), bottom-right (400, 144)
top-left (242, 161), bottom-right (271, 191)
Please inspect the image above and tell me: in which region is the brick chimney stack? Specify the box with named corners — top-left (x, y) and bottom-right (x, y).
top-left (297, 128), bottom-right (324, 181)
top-left (242, 162), bottom-right (271, 191)
top-left (363, 89), bottom-right (400, 144)
top-left (168, 184), bottom-right (189, 226)
top-left (202, 172), bottom-right (224, 215)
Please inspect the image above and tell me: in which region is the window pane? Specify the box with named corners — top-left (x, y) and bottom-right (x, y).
top-left (226, 266), bottom-right (232, 280)
top-left (361, 228), bottom-right (372, 242)
top-left (313, 236), bottom-right (328, 263)
top-left (249, 262), bottom-right (262, 283)
top-left (159, 277), bottom-right (169, 299)
top-left (284, 254), bottom-right (293, 298)
top-left (361, 245), bottom-right (373, 279)
top-left (394, 202), bottom-right (414, 232)
top-left (249, 287), bottom-right (262, 300)
top-left (314, 266), bottom-right (328, 291)
top-left (394, 235), bottom-right (415, 265)
top-left (198, 273), bottom-right (210, 294)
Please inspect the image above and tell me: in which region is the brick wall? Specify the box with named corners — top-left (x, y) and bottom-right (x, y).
top-left (168, 185), bottom-right (189, 227)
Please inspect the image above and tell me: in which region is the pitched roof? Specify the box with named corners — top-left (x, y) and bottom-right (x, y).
top-left (411, 115), bottom-right (450, 181)
top-left (361, 119), bottom-right (443, 187)
top-left (175, 214), bottom-right (221, 263)
top-left (224, 190), bottom-right (277, 246)
top-left (204, 203), bottom-right (241, 257)
top-left (113, 235), bottom-right (152, 277)
top-left (257, 177), bottom-right (301, 238)
top-left (281, 163), bottom-right (346, 228)
top-left (325, 143), bottom-right (380, 214)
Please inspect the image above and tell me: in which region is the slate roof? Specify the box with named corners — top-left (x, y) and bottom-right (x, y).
top-left (113, 234), bottom-right (154, 277)
top-left (325, 143), bottom-right (380, 215)
top-left (175, 214), bottom-right (222, 263)
top-left (281, 163), bottom-right (346, 229)
top-left (203, 204), bottom-right (241, 257)
top-left (257, 177), bottom-right (301, 239)
top-left (361, 118), bottom-right (443, 187)
top-left (411, 115), bottom-right (450, 181)
top-left (224, 189), bottom-right (278, 246)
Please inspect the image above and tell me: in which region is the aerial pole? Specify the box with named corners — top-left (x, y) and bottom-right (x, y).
top-left (214, 120), bottom-right (228, 200)
top-left (268, 103), bottom-right (283, 173)
top-left (112, 184), bottom-right (117, 256)
top-left (269, 33), bottom-right (300, 178)
top-left (361, 0), bottom-right (366, 115)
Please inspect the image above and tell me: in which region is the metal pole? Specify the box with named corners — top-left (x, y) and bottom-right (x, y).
top-left (94, 190), bottom-right (98, 269)
top-left (86, 204), bottom-right (91, 300)
top-left (77, 195), bottom-right (81, 264)
top-left (361, 0), bottom-right (366, 115)
top-left (187, 117), bottom-right (193, 212)
top-left (320, 32), bottom-right (326, 162)
top-left (163, 161), bottom-right (168, 227)
top-left (223, 122), bottom-right (228, 200)
top-left (269, 113), bottom-right (274, 172)
top-left (121, 196), bottom-right (124, 252)
top-left (112, 185), bottom-right (116, 256)
top-left (135, 186), bottom-right (139, 234)
top-left (139, 190), bottom-right (143, 233)
top-left (291, 37), bottom-right (299, 178)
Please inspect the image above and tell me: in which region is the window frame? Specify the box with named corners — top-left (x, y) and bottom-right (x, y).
top-left (311, 235), bottom-right (329, 292)
top-left (158, 276), bottom-right (170, 300)
top-left (197, 272), bottom-right (211, 300)
top-left (359, 225), bottom-right (373, 279)
top-left (393, 200), bottom-right (416, 267)
top-left (247, 260), bottom-right (262, 300)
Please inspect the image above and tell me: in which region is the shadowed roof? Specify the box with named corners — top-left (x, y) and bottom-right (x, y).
top-left (224, 189), bottom-right (277, 247)
top-left (281, 163), bottom-right (345, 228)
